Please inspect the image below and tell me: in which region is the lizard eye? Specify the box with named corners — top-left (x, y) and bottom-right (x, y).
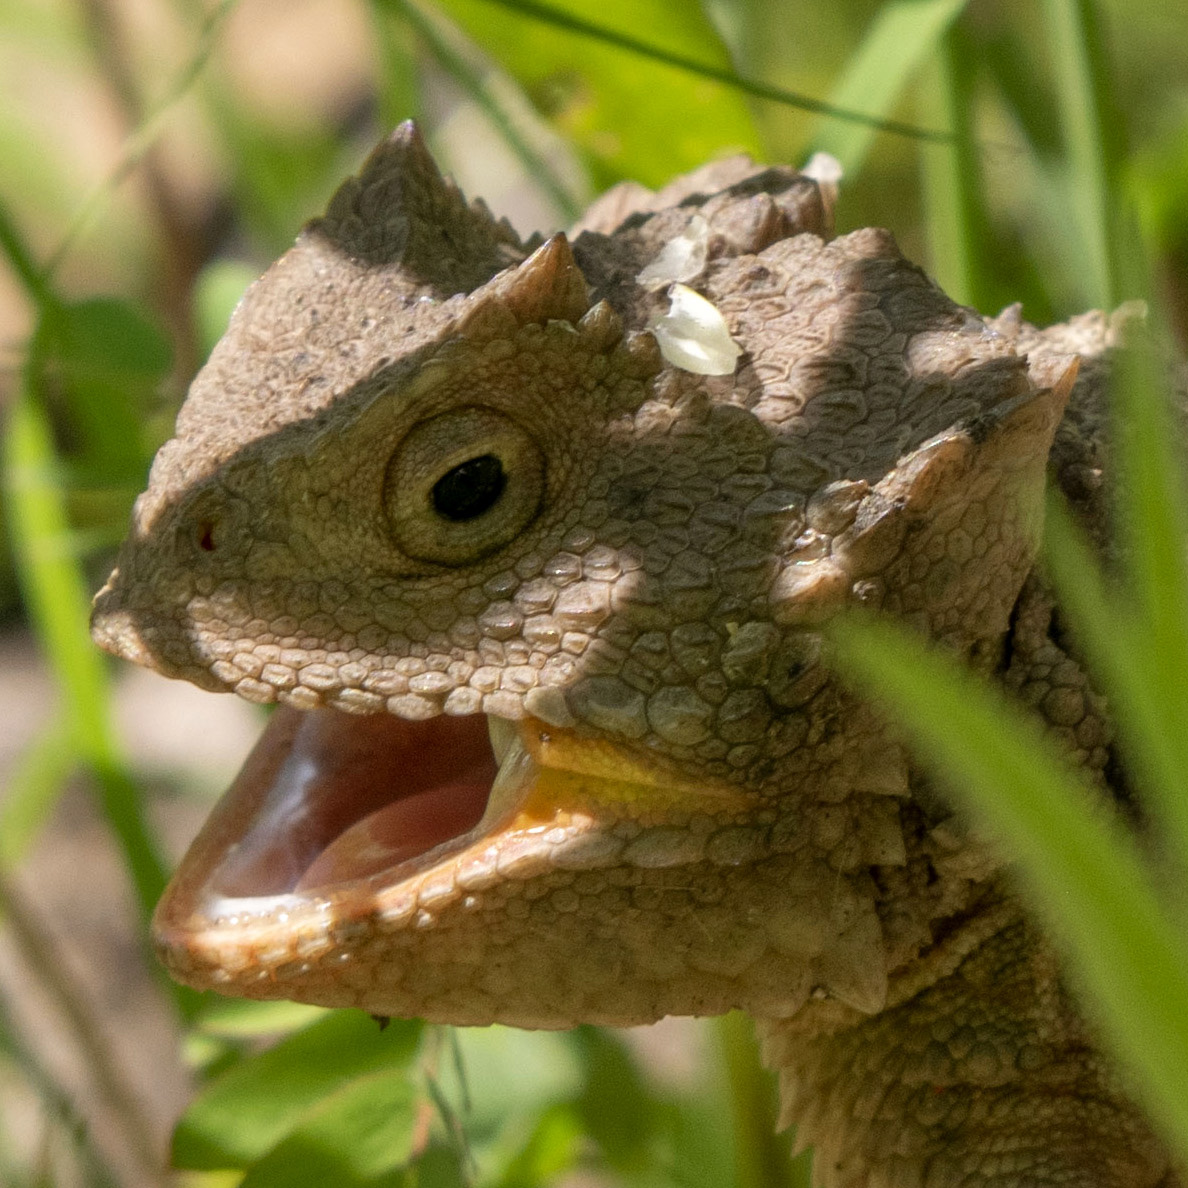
top-left (432, 454), bottom-right (506, 521)
top-left (384, 407), bottom-right (545, 565)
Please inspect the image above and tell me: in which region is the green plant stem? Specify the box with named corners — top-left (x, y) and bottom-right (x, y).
top-left (716, 1012), bottom-right (794, 1188)
top-left (0, 197), bottom-right (51, 307)
top-left (471, 0), bottom-right (959, 145)
top-left (917, 28), bottom-right (985, 308)
top-left (1039, 0), bottom-right (1125, 307)
top-left (389, 0), bottom-right (582, 221)
top-left (0, 722), bottom-right (78, 869)
top-left (3, 387), bottom-right (169, 921)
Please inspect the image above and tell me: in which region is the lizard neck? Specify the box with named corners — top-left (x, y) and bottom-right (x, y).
top-left (754, 899), bottom-right (1177, 1188)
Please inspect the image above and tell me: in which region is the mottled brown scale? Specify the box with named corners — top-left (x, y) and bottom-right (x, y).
top-left (92, 122), bottom-right (1184, 1187)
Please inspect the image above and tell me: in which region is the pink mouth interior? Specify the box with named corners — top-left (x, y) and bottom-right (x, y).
top-left (207, 706), bottom-right (498, 898)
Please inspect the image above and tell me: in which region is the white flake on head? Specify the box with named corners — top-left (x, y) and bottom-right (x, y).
top-left (636, 214), bottom-right (711, 288)
top-left (648, 283), bottom-right (742, 376)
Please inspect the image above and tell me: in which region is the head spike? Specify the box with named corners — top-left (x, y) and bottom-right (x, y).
top-left (307, 121), bottom-right (525, 294)
top-left (491, 233), bottom-right (590, 326)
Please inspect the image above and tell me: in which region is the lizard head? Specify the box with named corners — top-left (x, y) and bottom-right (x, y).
top-left (92, 124), bottom-right (1072, 1027)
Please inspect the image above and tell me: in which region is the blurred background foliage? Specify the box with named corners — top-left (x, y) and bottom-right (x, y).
top-left (1, 0), bottom-right (1187, 1185)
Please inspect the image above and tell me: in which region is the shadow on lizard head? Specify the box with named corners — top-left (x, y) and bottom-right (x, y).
top-left (90, 123), bottom-right (1072, 1029)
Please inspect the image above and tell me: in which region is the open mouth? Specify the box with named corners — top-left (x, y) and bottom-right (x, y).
top-left (180, 706), bottom-right (538, 913)
top-left (151, 694), bottom-right (754, 1010)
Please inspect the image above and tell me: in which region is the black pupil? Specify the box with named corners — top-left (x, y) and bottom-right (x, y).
top-left (432, 454), bottom-right (507, 522)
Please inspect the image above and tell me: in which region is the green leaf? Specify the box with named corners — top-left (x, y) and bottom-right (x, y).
top-left (208, 100), bottom-right (360, 253)
top-left (39, 297), bottom-right (172, 380)
top-left (828, 612), bottom-right (1188, 1163)
top-left (34, 297), bottom-right (170, 484)
top-left (489, 1103), bottom-right (581, 1188)
top-left (432, 0), bottom-right (763, 188)
top-left (569, 1026), bottom-right (659, 1171)
top-left (196, 998), bottom-right (330, 1040)
top-left (915, 28), bottom-right (986, 308)
top-left (812, 0), bottom-right (970, 174)
top-left (240, 1069), bottom-right (418, 1188)
top-left (173, 1011), bottom-right (423, 1170)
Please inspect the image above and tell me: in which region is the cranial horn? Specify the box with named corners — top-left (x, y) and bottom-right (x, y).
top-left (495, 233), bottom-right (591, 326)
top-left (309, 121), bottom-right (526, 292)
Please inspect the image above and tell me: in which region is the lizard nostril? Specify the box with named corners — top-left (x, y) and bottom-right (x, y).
top-left (196, 519), bottom-right (219, 553)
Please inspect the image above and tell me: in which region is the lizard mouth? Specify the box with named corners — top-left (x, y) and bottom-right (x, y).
top-left (177, 705), bottom-right (535, 913)
top-left (152, 698), bottom-right (751, 1006)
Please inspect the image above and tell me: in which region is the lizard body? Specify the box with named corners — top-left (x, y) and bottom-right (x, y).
top-left (91, 124), bottom-right (1179, 1187)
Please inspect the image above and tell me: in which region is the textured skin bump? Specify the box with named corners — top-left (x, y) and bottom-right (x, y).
top-left (92, 126), bottom-right (1184, 1187)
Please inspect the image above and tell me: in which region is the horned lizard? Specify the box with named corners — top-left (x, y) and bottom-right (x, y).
top-left (92, 123), bottom-right (1180, 1187)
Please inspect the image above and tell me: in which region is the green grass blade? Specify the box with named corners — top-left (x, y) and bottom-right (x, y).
top-left (3, 388), bottom-right (168, 920)
top-left (811, 0), bottom-right (970, 175)
top-left (1039, 0), bottom-right (1125, 306)
top-left (0, 722), bottom-right (78, 869)
top-left (463, 0), bottom-right (957, 147)
top-left (0, 195), bottom-right (50, 305)
top-left (829, 613), bottom-right (1188, 1161)
top-left (915, 29), bottom-right (979, 306)
top-left (1043, 492), bottom-right (1188, 884)
top-left (386, 0), bottom-right (583, 222)
top-left (1109, 332), bottom-right (1188, 690)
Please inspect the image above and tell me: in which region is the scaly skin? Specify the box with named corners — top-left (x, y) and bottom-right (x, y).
top-left (91, 124), bottom-right (1180, 1187)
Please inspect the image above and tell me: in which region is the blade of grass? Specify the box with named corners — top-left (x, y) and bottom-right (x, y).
top-left (0, 722), bottom-right (78, 869)
top-left (1038, 0), bottom-right (1125, 307)
top-left (3, 388), bottom-right (169, 920)
top-left (1109, 329), bottom-right (1188, 697)
top-left (811, 0), bottom-right (970, 175)
top-left (0, 198), bottom-right (51, 306)
top-left (829, 613), bottom-right (1188, 1162)
top-left (466, 0), bottom-right (958, 146)
top-left (0, 202), bottom-right (171, 932)
top-left (384, 0), bottom-right (583, 222)
top-left (1043, 492), bottom-right (1188, 886)
top-left (915, 28), bottom-right (980, 306)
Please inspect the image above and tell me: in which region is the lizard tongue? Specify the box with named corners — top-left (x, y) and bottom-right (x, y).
top-left (207, 706), bottom-right (497, 899)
